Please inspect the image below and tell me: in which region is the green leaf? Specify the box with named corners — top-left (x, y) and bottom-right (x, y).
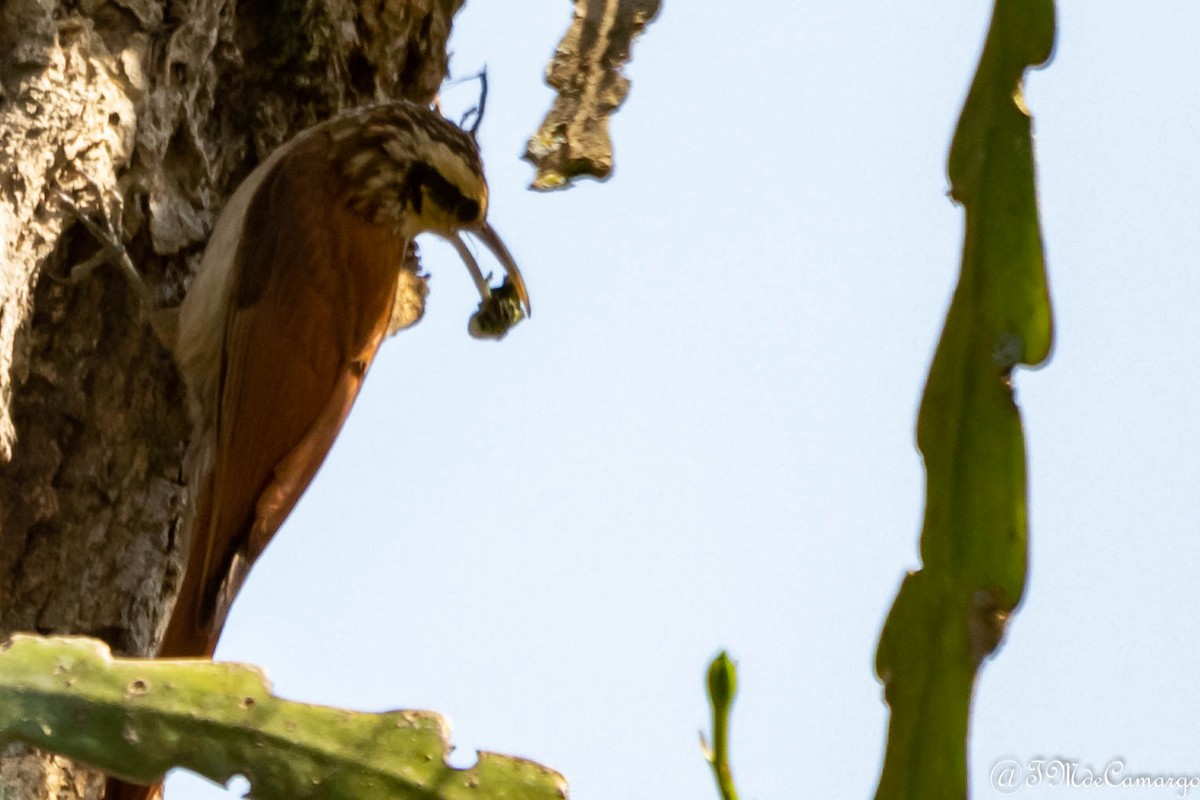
top-left (873, 1), bottom-right (1055, 798)
top-left (0, 635), bottom-right (567, 800)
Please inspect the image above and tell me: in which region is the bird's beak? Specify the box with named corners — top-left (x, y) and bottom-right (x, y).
top-left (449, 222), bottom-right (531, 340)
top-left (477, 222), bottom-right (531, 317)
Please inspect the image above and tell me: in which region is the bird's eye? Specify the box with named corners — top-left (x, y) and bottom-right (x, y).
top-left (455, 197), bottom-right (481, 223)
top-left (406, 162), bottom-right (479, 225)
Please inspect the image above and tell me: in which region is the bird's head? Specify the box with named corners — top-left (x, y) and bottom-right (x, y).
top-left (332, 103), bottom-right (529, 338)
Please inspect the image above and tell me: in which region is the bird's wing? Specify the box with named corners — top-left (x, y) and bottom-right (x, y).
top-left (161, 135), bottom-right (405, 657)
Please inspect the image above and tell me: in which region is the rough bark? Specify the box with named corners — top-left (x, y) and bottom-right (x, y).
top-left (524, 0), bottom-right (661, 189)
top-left (0, 1), bottom-right (462, 797)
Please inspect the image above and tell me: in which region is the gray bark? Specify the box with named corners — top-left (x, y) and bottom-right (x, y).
top-left (0, 1), bottom-right (461, 796)
top-left (524, 0), bottom-right (662, 189)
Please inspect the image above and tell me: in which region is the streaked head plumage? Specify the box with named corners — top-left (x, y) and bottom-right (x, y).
top-left (325, 100), bottom-right (528, 336)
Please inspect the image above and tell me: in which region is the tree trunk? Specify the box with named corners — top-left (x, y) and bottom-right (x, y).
top-left (0, 1), bottom-right (462, 796)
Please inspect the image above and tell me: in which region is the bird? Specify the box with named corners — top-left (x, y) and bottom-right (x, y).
top-left (104, 100), bottom-right (528, 800)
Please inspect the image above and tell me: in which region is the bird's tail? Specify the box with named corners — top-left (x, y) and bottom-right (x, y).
top-left (102, 475), bottom-right (226, 799)
top-left (104, 777), bottom-right (164, 800)
top-left (156, 470), bottom-right (225, 659)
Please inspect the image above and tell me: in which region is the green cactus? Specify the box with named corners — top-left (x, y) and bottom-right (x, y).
top-left (0, 635), bottom-right (566, 800)
top-left (874, 1), bottom-right (1056, 798)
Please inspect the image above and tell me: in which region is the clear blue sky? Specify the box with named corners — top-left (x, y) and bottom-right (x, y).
top-left (171, 2), bottom-right (1200, 798)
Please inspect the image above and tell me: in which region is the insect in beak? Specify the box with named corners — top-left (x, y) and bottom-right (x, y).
top-left (448, 222), bottom-right (532, 340)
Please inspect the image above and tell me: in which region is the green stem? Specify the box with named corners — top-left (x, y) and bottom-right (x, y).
top-left (705, 651), bottom-right (740, 800)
